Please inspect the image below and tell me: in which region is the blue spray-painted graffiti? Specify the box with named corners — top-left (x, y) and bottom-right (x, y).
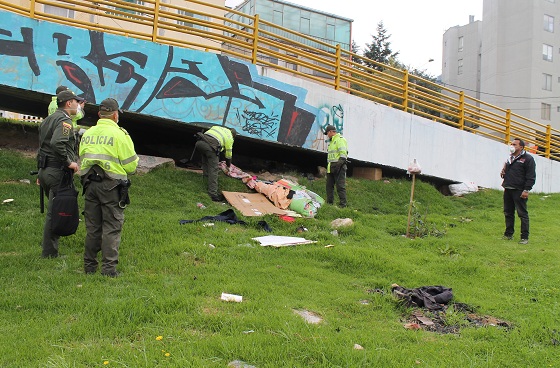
top-left (319, 104), bottom-right (344, 134)
top-left (0, 10), bottom-right (325, 147)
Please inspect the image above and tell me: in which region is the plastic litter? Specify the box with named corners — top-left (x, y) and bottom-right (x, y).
top-left (221, 293), bottom-right (242, 302)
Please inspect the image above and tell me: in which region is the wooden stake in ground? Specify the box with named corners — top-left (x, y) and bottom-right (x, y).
top-left (406, 159), bottom-right (422, 238)
top-left (406, 173), bottom-right (416, 238)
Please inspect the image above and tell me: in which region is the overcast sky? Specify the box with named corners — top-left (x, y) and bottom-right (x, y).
top-left (225, 0), bottom-right (483, 76)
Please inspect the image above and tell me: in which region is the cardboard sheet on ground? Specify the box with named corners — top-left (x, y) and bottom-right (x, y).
top-left (223, 191), bottom-right (288, 217)
top-left (252, 235), bottom-right (317, 247)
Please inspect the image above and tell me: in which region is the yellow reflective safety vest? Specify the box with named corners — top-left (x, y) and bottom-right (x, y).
top-left (327, 133), bottom-right (348, 173)
top-left (79, 118), bottom-right (138, 180)
top-left (205, 126), bottom-right (234, 159)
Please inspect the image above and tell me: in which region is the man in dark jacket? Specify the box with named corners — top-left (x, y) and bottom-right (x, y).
top-left (37, 90), bottom-right (83, 257)
top-left (500, 138), bottom-right (536, 244)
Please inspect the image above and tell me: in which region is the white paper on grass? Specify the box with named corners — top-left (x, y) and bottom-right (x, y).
top-left (252, 235), bottom-right (317, 247)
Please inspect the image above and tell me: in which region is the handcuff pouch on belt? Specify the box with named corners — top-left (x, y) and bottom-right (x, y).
top-left (117, 179), bottom-right (132, 209)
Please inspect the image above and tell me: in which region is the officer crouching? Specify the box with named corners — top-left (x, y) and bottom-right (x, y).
top-left (79, 98), bottom-right (139, 277)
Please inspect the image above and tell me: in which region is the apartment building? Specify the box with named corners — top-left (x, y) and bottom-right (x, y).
top-left (226, 0), bottom-right (352, 51)
top-left (442, 0), bottom-right (560, 131)
top-left (224, 0), bottom-right (352, 81)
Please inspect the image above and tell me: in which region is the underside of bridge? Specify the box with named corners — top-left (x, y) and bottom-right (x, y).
top-left (0, 85), bottom-right (326, 173)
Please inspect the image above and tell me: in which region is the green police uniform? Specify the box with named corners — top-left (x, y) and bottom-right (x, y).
top-left (326, 132), bottom-right (348, 207)
top-left (37, 109), bottom-right (78, 257)
top-left (194, 126), bottom-right (234, 200)
top-left (79, 115), bottom-right (138, 276)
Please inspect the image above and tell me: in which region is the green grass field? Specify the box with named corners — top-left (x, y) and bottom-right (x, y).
top-left (1, 147), bottom-right (559, 367)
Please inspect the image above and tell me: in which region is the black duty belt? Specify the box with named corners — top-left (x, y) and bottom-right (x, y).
top-left (45, 159), bottom-right (65, 168)
top-left (87, 172), bottom-right (103, 182)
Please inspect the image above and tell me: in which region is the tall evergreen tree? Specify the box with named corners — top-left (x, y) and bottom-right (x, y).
top-left (363, 21), bottom-right (399, 71)
top-left (351, 40), bottom-right (362, 65)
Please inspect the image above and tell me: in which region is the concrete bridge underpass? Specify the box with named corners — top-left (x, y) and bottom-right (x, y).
top-left (2, 8), bottom-right (558, 191)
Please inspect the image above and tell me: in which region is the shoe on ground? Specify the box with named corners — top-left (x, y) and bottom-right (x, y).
top-left (502, 235), bottom-right (513, 240)
top-left (518, 239), bottom-right (529, 245)
top-left (101, 271), bottom-right (120, 278)
top-left (210, 194), bottom-right (225, 202)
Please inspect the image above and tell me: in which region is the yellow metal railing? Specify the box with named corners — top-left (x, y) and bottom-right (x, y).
top-left (1, 0), bottom-right (559, 160)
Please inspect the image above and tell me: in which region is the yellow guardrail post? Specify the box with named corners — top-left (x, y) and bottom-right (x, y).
top-left (545, 124), bottom-right (551, 158)
top-left (458, 92), bottom-right (465, 130)
top-left (251, 14), bottom-right (260, 65)
top-left (505, 109), bottom-right (511, 144)
top-left (1, 0), bottom-right (557, 161)
top-left (152, 0), bottom-right (161, 43)
top-left (402, 70), bottom-right (409, 112)
top-left (30, 0), bottom-right (35, 18)
top-left (334, 44), bottom-right (341, 91)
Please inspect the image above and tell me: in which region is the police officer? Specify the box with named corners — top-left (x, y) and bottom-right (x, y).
top-left (194, 125), bottom-right (236, 202)
top-left (324, 124), bottom-right (349, 207)
top-left (79, 98), bottom-right (138, 277)
top-left (37, 90), bottom-right (84, 258)
top-left (48, 85), bottom-right (85, 131)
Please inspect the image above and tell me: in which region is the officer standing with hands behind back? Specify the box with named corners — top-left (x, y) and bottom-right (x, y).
top-left (79, 98), bottom-right (138, 277)
top-left (37, 90), bottom-right (84, 258)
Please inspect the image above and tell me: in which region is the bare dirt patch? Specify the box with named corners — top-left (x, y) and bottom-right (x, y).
top-left (0, 123), bottom-right (39, 157)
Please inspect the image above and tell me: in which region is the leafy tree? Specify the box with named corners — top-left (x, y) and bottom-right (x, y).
top-left (363, 21), bottom-right (399, 71)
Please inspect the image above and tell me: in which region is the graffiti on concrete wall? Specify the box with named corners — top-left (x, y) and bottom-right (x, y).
top-left (309, 103), bottom-right (345, 151)
top-left (320, 104), bottom-right (344, 133)
top-left (0, 11), bottom-right (337, 148)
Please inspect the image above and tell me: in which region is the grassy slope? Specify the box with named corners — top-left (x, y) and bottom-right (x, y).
top-left (0, 148), bottom-right (559, 367)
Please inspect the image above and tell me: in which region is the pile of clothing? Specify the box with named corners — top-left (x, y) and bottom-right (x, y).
top-left (219, 162), bottom-right (324, 217)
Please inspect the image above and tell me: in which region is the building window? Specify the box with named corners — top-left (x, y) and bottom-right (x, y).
top-left (557, 106), bottom-right (560, 112)
top-left (543, 44), bottom-right (553, 61)
top-left (177, 10), bottom-right (208, 30)
top-left (300, 16), bottom-right (310, 34)
top-left (457, 59), bottom-right (463, 75)
top-left (458, 36), bottom-right (464, 52)
top-left (107, 0), bottom-right (144, 17)
top-left (543, 73), bottom-right (552, 90)
top-left (541, 103), bottom-right (551, 120)
top-left (273, 10), bottom-right (283, 26)
top-left (44, 1), bottom-right (75, 18)
top-left (544, 15), bottom-right (554, 32)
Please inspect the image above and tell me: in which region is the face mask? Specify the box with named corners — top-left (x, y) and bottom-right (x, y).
top-left (509, 145), bottom-right (515, 154)
top-left (76, 105), bottom-right (83, 115)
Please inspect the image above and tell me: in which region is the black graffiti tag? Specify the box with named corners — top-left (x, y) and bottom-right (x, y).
top-left (238, 109), bottom-right (278, 138)
top-left (83, 31), bottom-right (147, 109)
top-left (0, 27), bottom-right (40, 76)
